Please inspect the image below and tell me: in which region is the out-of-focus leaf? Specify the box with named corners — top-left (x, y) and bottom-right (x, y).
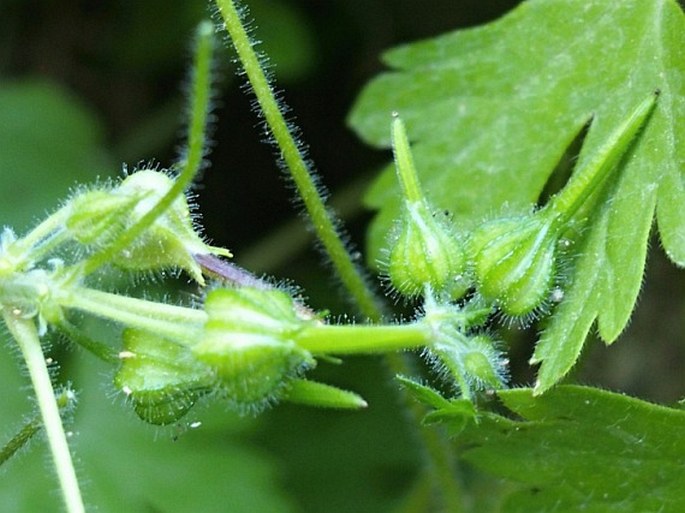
top-left (349, 0), bottom-right (685, 390)
top-left (434, 385), bottom-right (685, 513)
top-left (0, 80), bottom-right (114, 232)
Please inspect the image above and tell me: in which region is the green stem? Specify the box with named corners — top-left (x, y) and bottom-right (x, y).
top-left (214, 3), bottom-right (465, 509)
top-left (214, 0), bottom-right (382, 321)
top-left (62, 288), bottom-right (205, 342)
top-left (387, 352), bottom-right (465, 513)
top-left (2, 309), bottom-right (85, 513)
top-left (179, 21), bottom-right (215, 179)
top-left (78, 21), bottom-right (216, 278)
top-left (392, 116), bottom-right (424, 204)
top-left (297, 322), bottom-right (430, 354)
top-left (548, 91), bottom-right (658, 222)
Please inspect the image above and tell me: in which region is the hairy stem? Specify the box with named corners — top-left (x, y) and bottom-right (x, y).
top-left (2, 310), bottom-right (85, 513)
top-left (214, 2), bottom-right (465, 508)
top-left (5, 206), bottom-right (70, 269)
top-left (392, 116), bottom-right (424, 204)
top-left (214, 0), bottom-right (382, 320)
top-left (548, 91), bottom-right (658, 222)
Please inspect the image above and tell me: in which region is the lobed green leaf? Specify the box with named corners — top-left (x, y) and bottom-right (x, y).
top-left (438, 385), bottom-right (685, 512)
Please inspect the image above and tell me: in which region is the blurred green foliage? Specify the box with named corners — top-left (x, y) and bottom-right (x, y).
top-left (3, 1), bottom-right (683, 512)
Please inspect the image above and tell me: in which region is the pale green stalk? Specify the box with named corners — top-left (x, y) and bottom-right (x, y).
top-left (297, 322), bottom-right (431, 354)
top-left (62, 288), bottom-right (206, 342)
top-left (3, 310), bottom-right (85, 513)
top-left (6, 205), bottom-right (70, 267)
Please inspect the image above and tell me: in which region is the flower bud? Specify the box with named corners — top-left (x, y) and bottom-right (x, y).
top-left (386, 116), bottom-right (467, 299)
top-left (115, 329), bottom-right (214, 425)
top-left (192, 287), bottom-right (315, 410)
top-left (469, 214), bottom-right (557, 317)
top-left (112, 170), bottom-right (230, 283)
top-left (388, 202), bottom-right (468, 299)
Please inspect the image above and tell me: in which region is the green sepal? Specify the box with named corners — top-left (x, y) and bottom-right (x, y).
top-left (396, 375), bottom-right (451, 410)
top-left (193, 287), bottom-right (316, 409)
top-left (115, 329), bottom-right (214, 425)
top-left (282, 379), bottom-right (367, 410)
top-left (423, 399), bottom-right (477, 436)
top-left (65, 189), bottom-right (136, 245)
top-left (396, 375), bottom-right (476, 435)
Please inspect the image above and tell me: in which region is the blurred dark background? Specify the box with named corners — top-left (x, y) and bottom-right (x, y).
top-left (1, 1), bottom-right (683, 512)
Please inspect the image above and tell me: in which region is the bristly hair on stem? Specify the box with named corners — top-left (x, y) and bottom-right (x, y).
top-left (211, 2), bottom-right (467, 510)
top-left (212, 0), bottom-right (384, 322)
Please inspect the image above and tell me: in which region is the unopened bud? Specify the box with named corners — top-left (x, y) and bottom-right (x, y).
top-left (469, 215), bottom-right (557, 317)
top-left (192, 287), bottom-right (315, 410)
top-left (113, 170), bottom-right (230, 283)
top-left (388, 202), bottom-right (467, 298)
top-left (386, 116), bottom-right (468, 299)
top-left (66, 189), bottom-right (134, 245)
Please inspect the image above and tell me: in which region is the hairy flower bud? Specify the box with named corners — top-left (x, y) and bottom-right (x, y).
top-left (469, 214), bottom-right (557, 317)
top-left (66, 189), bottom-right (135, 245)
top-left (192, 287), bottom-right (315, 410)
top-left (386, 116), bottom-right (468, 299)
top-left (388, 202), bottom-right (467, 299)
top-left (460, 334), bottom-right (508, 389)
top-left (112, 170), bottom-right (230, 283)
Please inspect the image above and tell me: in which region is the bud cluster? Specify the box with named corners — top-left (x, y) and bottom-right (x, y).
top-left (114, 286), bottom-right (369, 422)
top-left (386, 92), bottom-right (658, 321)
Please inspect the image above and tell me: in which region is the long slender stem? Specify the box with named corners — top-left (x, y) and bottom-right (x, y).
top-left (214, 2), bottom-right (465, 509)
top-left (78, 21), bottom-right (216, 278)
top-left (179, 20), bottom-right (215, 179)
top-left (214, 0), bottom-right (382, 321)
top-left (2, 309), bottom-right (85, 513)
